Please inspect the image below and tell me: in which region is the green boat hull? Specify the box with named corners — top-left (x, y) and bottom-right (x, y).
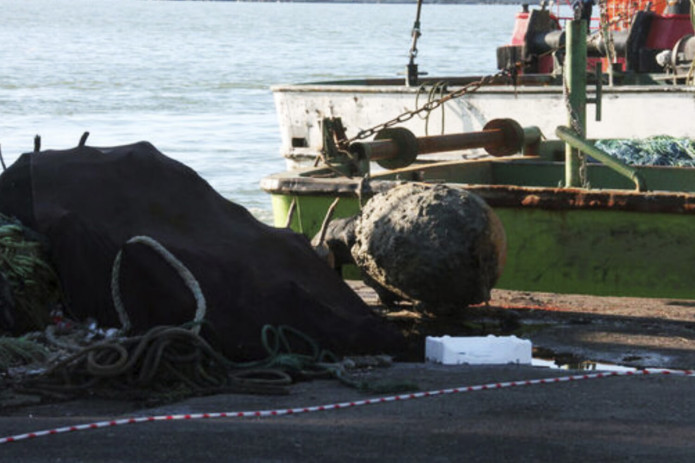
top-left (264, 156), bottom-right (695, 300)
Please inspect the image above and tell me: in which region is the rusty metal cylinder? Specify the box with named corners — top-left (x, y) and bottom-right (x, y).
top-left (416, 118), bottom-right (526, 157)
top-left (356, 139), bottom-right (401, 161)
top-left (416, 130), bottom-right (504, 154)
top-left (349, 118), bottom-right (527, 170)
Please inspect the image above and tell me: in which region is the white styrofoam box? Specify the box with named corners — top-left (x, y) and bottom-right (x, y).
top-left (425, 335), bottom-right (532, 365)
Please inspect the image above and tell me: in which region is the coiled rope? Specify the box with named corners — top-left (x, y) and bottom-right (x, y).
top-left (14, 324), bottom-right (334, 401)
top-left (5, 234), bottom-right (404, 401)
top-left (6, 234), bottom-right (345, 400)
top-left (15, 326), bottom-right (235, 398)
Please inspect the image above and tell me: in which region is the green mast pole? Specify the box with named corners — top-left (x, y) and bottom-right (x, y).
top-left (564, 19), bottom-right (587, 187)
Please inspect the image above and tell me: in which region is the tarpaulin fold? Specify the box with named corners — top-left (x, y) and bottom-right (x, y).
top-left (0, 142), bottom-right (403, 359)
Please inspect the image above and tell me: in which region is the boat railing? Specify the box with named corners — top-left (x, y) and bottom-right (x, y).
top-left (556, 125), bottom-right (647, 191)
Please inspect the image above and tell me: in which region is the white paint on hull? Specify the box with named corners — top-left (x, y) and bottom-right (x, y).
top-left (273, 83), bottom-right (695, 168)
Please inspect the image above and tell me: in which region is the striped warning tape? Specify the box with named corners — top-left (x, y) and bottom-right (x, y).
top-left (1, 368), bottom-right (693, 445)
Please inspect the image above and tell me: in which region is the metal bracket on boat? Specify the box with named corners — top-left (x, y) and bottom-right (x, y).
top-left (556, 125), bottom-right (646, 191)
top-left (405, 0), bottom-right (425, 87)
top-left (349, 118), bottom-right (537, 171)
top-left (587, 63), bottom-right (603, 121)
top-left (320, 117), bottom-right (367, 176)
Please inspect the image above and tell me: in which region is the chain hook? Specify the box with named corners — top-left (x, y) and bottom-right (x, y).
top-left (406, 0), bottom-right (424, 86)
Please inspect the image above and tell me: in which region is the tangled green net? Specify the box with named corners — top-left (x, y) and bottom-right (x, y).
top-left (595, 136), bottom-right (695, 167)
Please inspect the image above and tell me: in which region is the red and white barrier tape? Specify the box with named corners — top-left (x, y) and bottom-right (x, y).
top-left (2, 368), bottom-right (693, 445)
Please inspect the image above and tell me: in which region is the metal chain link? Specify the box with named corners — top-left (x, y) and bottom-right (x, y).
top-left (598, 0), bottom-right (617, 63)
top-left (688, 0), bottom-right (695, 85)
top-left (562, 76), bottom-right (589, 188)
top-left (345, 70), bottom-right (510, 145)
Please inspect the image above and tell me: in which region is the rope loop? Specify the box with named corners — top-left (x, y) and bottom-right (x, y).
top-left (261, 325), bottom-right (281, 358)
top-left (278, 325), bottom-right (321, 359)
top-left (111, 235), bottom-right (206, 335)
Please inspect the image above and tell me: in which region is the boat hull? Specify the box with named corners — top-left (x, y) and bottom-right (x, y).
top-left (273, 81), bottom-right (695, 168)
top-left (262, 170), bottom-right (695, 300)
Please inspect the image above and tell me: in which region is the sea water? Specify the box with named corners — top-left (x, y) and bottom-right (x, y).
top-left (0, 0), bottom-right (520, 223)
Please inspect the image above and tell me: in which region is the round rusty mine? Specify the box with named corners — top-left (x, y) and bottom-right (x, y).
top-left (351, 183), bottom-right (507, 311)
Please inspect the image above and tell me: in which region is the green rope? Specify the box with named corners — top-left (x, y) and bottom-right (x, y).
top-left (238, 325), bottom-right (418, 394)
top-left (224, 324), bottom-right (338, 377)
top-left (14, 322), bottom-right (416, 401)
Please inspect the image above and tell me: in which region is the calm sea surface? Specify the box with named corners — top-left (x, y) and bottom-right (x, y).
top-left (0, 0), bottom-right (520, 223)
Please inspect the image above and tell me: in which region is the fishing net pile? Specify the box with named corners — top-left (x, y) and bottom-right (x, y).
top-left (595, 136), bottom-right (695, 167)
top-left (0, 215), bottom-right (63, 334)
top-left (0, 141), bottom-right (404, 368)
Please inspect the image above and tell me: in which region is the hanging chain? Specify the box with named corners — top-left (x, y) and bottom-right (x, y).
top-left (688, 0), bottom-right (695, 85)
top-left (406, 0), bottom-right (424, 86)
top-left (345, 70), bottom-right (509, 145)
top-left (408, 0), bottom-right (423, 65)
top-left (562, 76), bottom-right (589, 188)
top-left (597, 0), bottom-right (616, 70)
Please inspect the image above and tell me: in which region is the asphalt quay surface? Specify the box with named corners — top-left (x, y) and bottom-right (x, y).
top-left (1, 363), bottom-right (695, 462)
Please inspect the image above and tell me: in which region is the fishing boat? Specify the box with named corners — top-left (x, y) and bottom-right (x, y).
top-left (262, 17), bottom-right (695, 300)
top-left (273, 0), bottom-right (695, 169)
top-left (261, 122), bottom-right (695, 300)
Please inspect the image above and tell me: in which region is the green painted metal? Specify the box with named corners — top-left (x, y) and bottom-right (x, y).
top-left (271, 194), bottom-right (364, 279)
top-left (556, 126), bottom-right (647, 191)
top-left (371, 157), bottom-right (695, 192)
top-left (564, 19), bottom-right (587, 187)
top-left (271, 194), bottom-right (361, 238)
top-left (495, 207), bottom-right (695, 298)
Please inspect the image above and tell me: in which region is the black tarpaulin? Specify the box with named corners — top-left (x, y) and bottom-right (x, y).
top-left (0, 142), bottom-right (404, 360)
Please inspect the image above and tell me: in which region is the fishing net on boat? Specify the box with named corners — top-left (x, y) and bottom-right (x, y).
top-left (594, 136), bottom-right (695, 167)
top-left (0, 142), bottom-right (404, 361)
